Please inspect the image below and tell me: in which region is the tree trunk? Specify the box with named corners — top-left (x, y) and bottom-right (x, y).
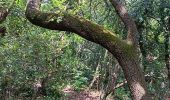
top-left (25, 0), bottom-right (151, 99)
top-left (0, 26), bottom-right (6, 37)
top-left (116, 53), bottom-right (148, 99)
top-left (165, 17), bottom-right (170, 88)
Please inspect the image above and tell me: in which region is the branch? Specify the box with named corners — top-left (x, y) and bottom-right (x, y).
top-left (109, 0), bottom-right (138, 47)
top-left (114, 80), bottom-right (127, 89)
top-left (0, 8), bottom-right (8, 23)
top-left (0, 0), bottom-right (15, 23)
top-left (0, 26), bottom-right (6, 37)
top-left (26, 0), bottom-right (130, 56)
top-left (168, 17), bottom-right (170, 31)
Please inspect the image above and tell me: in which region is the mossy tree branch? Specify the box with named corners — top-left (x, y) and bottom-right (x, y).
top-left (25, 0), bottom-right (131, 57)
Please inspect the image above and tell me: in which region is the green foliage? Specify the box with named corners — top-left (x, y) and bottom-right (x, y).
top-left (0, 0), bottom-right (170, 99)
top-left (114, 87), bottom-right (131, 100)
top-left (73, 71), bottom-right (88, 90)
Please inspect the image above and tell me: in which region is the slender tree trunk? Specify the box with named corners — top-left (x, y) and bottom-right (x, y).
top-left (136, 21), bottom-right (147, 71)
top-left (100, 63), bottom-right (120, 100)
top-left (0, 0), bottom-right (15, 23)
top-left (165, 17), bottom-right (170, 88)
top-left (0, 26), bottom-right (6, 37)
top-left (88, 62), bottom-right (100, 90)
top-left (165, 33), bottom-right (170, 82)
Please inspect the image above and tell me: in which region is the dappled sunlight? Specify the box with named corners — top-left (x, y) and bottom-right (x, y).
top-left (62, 86), bottom-right (101, 100)
top-left (132, 82), bottom-right (146, 99)
top-left (120, 6), bottom-right (127, 16)
top-left (0, 0), bottom-right (169, 99)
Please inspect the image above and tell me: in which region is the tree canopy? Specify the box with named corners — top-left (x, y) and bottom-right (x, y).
top-left (0, 0), bottom-right (169, 100)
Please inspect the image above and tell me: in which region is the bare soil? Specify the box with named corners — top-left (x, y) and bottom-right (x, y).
top-left (62, 86), bottom-right (101, 100)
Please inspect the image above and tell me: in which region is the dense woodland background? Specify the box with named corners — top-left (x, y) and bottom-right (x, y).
top-left (0, 0), bottom-right (169, 99)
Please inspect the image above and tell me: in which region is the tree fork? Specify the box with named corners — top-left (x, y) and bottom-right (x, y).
top-left (26, 0), bottom-right (151, 99)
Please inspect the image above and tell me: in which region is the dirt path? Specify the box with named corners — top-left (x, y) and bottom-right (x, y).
top-left (62, 86), bottom-right (101, 100)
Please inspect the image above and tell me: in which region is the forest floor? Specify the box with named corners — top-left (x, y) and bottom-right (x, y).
top-left (62, 86), bottom-right (113, 100)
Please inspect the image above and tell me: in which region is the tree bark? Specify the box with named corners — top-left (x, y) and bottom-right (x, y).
top-left (109, 0), bottom-right (139, 47)
top-left (0, 26), bottom-right (6, 37)
top-left (0, 8), bottom-right (8, 24)
top-left (0, 0), bottom-right (15, 24)
top-left (0, 0), bottom-right (15, 37)
top-left (165, 17), bottom-right (170, 88)
top-left (25, 0), bottom-right (150, 99)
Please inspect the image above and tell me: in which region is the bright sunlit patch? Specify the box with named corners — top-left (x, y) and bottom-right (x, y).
top-left (133, 82), bottom-right (146, 99)
top-left (127, 40), bottom-right (132, 45)
top-left (120, 6), bottom-right (127, 15)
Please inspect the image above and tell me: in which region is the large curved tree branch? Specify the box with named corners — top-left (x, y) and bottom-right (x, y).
top-left (25, 0), bottom-right (131, 57)
top-left (109, 0), bottom-right (139, 47)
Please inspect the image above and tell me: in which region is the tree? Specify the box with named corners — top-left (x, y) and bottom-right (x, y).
top-left (0, 0), bottom-right (16, 38)
top-left (1, 0), bottom-right (169, 99)
top-left (130, 1), bottom-right (170, 97)
top-left (24, 0), bottom-right (150, 99)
